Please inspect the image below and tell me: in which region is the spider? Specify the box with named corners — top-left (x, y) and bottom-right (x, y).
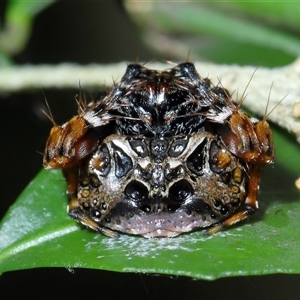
top-left (43, 62), bottom-right (274, 237)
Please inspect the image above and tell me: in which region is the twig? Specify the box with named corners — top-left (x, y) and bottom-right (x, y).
top-left (0, 60), bottom-right (300, 142)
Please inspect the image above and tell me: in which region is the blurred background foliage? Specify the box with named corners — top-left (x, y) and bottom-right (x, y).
top-left (0, 0), bottom-right (55, 65)
top-left (1, 0), bottom-right (300, 66)
top-left (124, 0), bottom-right (300, 66)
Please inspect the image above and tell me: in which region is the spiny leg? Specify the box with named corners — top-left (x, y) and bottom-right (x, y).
top-left (206, 165), bottom-right (262, 235)
top-left (63, 168), bottom-right (119, 238)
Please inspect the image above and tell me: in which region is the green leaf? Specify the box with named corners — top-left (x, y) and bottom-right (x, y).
top-left (126, 1), bottom-right (300, 66)
top-left (155, 4), bottom-right (300, 56)
top-left (6, 0), bottom-right (56, 22)
top-left (0, 0), bottom-right (56, 57)
top-left (223, 1), bottom-right (300, 30)
top-left (0, 126), bottom-right (300, 279)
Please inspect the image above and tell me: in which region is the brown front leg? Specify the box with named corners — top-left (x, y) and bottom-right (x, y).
top-left (207, 165), bottom-right (262, 235)
top-left (63, 168), bottom-right (119, 238)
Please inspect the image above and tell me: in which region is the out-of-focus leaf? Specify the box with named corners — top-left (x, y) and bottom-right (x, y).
top-left (125, 1), bottom-right (300, 66)
top-left (224, 1), bottom-right (300, 30)
top-left (0, 0), bottom-right (56, 57)
top-left (6, 0), bottom-right (56, 21)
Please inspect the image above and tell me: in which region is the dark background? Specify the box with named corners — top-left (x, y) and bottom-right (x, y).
top-left (0, 2), bottom-right (299, 299)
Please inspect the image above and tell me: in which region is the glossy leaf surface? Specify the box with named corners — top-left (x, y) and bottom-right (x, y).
top-left (0, 126), bottom-right (300, 279)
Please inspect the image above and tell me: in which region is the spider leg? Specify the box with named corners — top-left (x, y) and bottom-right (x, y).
top-left (206, 164), bottom-right (262, 234)
top-left (63, 168), bottom-right (119, 238)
